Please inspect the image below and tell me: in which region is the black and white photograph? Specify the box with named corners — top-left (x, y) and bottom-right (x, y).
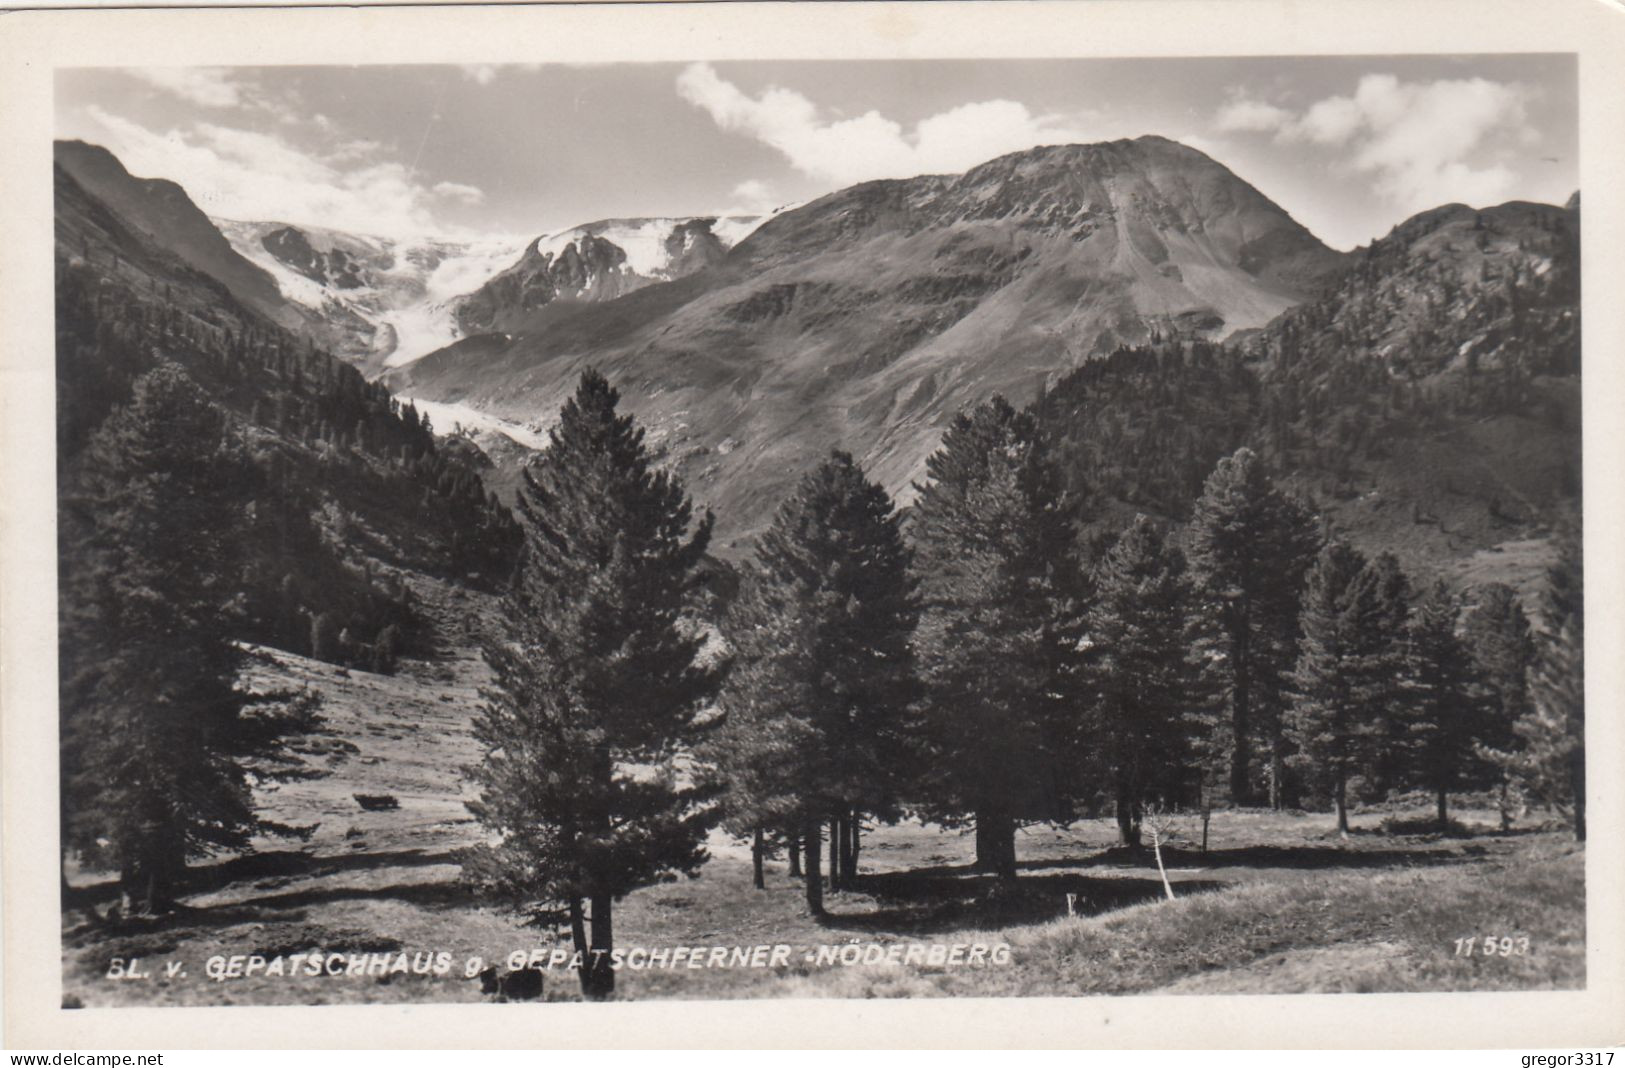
top-left (2, 0), bottom-right (1622, 1050)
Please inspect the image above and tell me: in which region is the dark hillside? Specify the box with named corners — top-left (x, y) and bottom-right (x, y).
top-left (1032, 196), bottom-right (1579, 587)
top-left (55, 164), bottom-right (518, 665)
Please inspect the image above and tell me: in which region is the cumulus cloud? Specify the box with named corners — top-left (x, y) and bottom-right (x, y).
top-left (1214, 98), bottom-right (1294, 134)
top-left (728, 179), bottom-right (777, 212)
top-left (86, 106), bottom-right (482, 239)
top-left (1214, 75), bottom-right (1535, 215)
top-left (676, 62), bottom-right (1088, 185)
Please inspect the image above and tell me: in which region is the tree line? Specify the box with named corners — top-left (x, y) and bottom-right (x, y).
top-left (461, 371), bottom-right (1585, 998)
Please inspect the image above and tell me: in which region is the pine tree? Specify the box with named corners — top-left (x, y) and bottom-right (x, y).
top-left (463, 370), bottom-right (720, 997)
top-left (310, 612), bottom-right (338, 662)
top-left (1405, 580), bottom-right (1483, 826)
top-left (59, 363), bottom-right (315, 915)
top-left (909, 397), bottom-right (1079, 879)
top-left (1464, 582), bottom-right (1536, 829)
top-left (706, 575), bottom-right (809, 894)
top-left (1509, 523), bottom-right (1584, 840)
top-left (1188, 447), bottom-right (1320, 807)
top-left (706, 452), bottom-right (916, 912)
top-left (1351, 552), bottom-right (1413, 798)
top-left (1082, 515), bottom-right (1209, 847)
top-left (1286, 541), bottom-right (1379, 835)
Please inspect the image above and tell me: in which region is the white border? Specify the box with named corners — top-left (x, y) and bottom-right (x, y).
top-left (3, 0), bottom-right (1623, 1049)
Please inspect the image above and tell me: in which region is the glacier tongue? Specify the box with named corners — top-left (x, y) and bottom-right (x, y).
top-left (211, 217), bottom-right (525, 374)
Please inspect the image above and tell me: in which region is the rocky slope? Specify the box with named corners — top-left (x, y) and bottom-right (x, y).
top-left (209, 213), bottom-right (773, 378)
top-left (452, 215), bottom-right (771, 336)
top-left (386, 136), bottom-right (1350, 551)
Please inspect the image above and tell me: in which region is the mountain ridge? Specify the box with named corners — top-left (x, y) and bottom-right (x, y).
top-left (384, 134), bottom-right (1355, 548)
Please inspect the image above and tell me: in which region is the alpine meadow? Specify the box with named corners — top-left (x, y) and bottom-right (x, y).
top-left (49, 54), bottom-right (1587, 1008)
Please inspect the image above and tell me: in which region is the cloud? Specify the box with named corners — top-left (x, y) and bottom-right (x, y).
top-left (432, 180), bottom-right (486, 205)
top-left (1214, 75), bottom-right (1535, 215)
top-left (676, 62), bottom-right (1088, 185)
top-left (126, 67), bottom-right (247, 108)
top-left (729, 179), bottom-right (777, 212)
top-left (1214, 98), bottom-right (1294, 134)
top-left (459, 63), bottom-right (543, 85)
top-left (85, 106), bottom-right (483, 239)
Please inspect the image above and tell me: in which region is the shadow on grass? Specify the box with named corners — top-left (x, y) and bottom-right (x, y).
top-left (1077, 843), bottom-right (1474, 873)
top-left (818, 870), bottom-right (1225, 934)
top-left (63, 848), bottom-right (469, 942)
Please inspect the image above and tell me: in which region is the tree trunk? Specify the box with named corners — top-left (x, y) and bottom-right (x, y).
top-left (1269, 746), bottom-right (1285, 812)
top-left (1498, 777), bottom-right (1513, 833)
top-left (837, 811), bottom-right (856, 885)
top-left (569, 897), bottom-right (589, 993)
top-left (828, 817), bottom-right (841, 891)
top-left (848, 812), bottom-right (860, 882)
top-left (1114, 779), bottom-right (1141, 848)
top-left (120, 845), bottom-right (181, 917)
top-left (803, 821), bottom-right (824, 916)
top-left (979, 811), bottom-right (1018, 881)
top-left (751, 827), bottom-right (765, 890)
top-left (1437, 788), bottom-right (1449, 829)
top-left (581, 895), bottom-right (615, 998)
top-left (1335, 770), bottom-right (1350, 838)
top-left (788, 833), bottom-right (802, 877)
top-left (974, 818), bottom-right (993, 871)
top-left (1230, 628), bottom-right (1252, 805)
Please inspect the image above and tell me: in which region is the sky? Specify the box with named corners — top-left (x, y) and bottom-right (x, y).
top-left (55, 55), bottom-right (1576, 251)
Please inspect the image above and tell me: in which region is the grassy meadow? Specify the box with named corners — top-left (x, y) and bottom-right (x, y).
top-left (60, 578), bottom-right (1585, 1007)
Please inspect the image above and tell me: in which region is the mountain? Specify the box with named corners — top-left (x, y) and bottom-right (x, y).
top-left (1251, 196), bottom-right (1580, 591)
top-left (55, 156), bottom-right (518, 662)
top-left (211, 213), bottom-right (774, 379)
top-left (1029, 193), bottom-right (1580, 593)
top-left (60, 135), bottom-right (1578, 590)
top-left (452, 214), bottom-right (774, 336)
top-left (54, 140), bottom-right (308, 336)
top-left (213, 218), bottom-right (523, 376)
top-left (385, 136), bottom-right (1350, 550)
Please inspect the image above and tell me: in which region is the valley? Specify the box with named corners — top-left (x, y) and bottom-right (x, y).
top-left (50, 121), bottom-right (1587, 1009)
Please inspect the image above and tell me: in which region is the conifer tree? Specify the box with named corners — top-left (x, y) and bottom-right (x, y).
top-left (1508, 523), bottom-right (1585, 840)
top-left (59, 363), bottom-right (316, 915)
top-left (706, 578), bottom-right (808, 893)
top-left (910, 397), bottom-right (1079, 879)
top-left (1351, 552), bottom-right (1413, 798)
top-left (1405, 580), bottom-right (1483, 826)
top-left (463, 370), bottom-right (720, 997)
top-left (1464, 582), bottom-right (1536, 828)
top-left (1287, 540), bottom-right (1378, 835)
top-left (1188, 447), bottom-right (1319, 807)
top-left (707, 452), bottom-right (916, 912)
top-left (1082, 515), bottom-right (1209, 847)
